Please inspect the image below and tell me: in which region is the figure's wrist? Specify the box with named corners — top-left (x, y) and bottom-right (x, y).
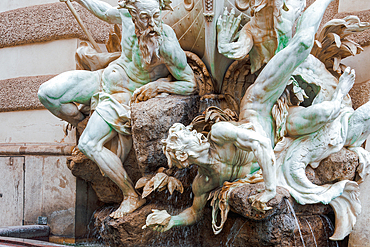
top-left (218, 43), bottom-right (231, 55)
top-left (167, 217), bottom-right (175, 229)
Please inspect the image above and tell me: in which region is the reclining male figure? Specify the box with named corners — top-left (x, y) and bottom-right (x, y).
top-left (38, 0), bottom-right (196, 218)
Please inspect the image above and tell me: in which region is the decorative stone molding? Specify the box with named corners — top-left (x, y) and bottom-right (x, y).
top-left (0, 75), bottom-right (56, 112)
top-left (0, 2), bottom-right (111, 49)
top-left (0, 144), bottom-right (74, 156)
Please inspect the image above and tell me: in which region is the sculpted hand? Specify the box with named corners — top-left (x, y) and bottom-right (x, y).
top-left (142, 209), bottom-right (174, 232)
top-left (131, 77), bottom-right (171, 103)
top-left (217, 8), bottom-right (252, 60)
top-left (217, 8), bottom-right (242, 49)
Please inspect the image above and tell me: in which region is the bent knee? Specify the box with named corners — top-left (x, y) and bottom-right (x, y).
top-left (38, 79), bottom-right (60, 104)
top-left (78, 138), bottom-right (97, 156)
top-left (37, 84), bottom-right (49, 102)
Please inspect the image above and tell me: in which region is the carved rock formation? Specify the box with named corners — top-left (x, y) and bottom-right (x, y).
top-left (305, 148), bottom-right (359, 185)
top-left (67, 148), bottom-right (124, 204)
top-left (89, 147), bottom-right (359, 246)
top-left (93, 186), bottom-right (343, 247)
top-left (131, 95), bottom-right (200, 174)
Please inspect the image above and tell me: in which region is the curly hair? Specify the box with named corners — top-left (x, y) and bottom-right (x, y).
top-left (118, 0), bottom-right (173, 11)
top-left (162, 123), bottom-right (208, 168)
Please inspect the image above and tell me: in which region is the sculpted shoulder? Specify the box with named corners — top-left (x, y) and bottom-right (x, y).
top-left (159, 24), bottom-right (187, 68)
top-left (119, 8), bottom-right (135, 28)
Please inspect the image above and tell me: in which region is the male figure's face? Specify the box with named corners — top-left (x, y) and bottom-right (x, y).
top-left (134, 1), bottom-right (161, 34)
top-left (128, 0), bottom-right (162, 64)
top-left (130, 0), bottom-right (162, 36)
top-left (169, 130), bottom-right (209, 168)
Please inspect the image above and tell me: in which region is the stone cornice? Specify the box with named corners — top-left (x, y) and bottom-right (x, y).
top-left (0, 144), bottom-right (74, 156)
top-left (0, 75), bottom-right (56, 112)
top-left (1, 1), bottom-right (369, 49)
top-left (0, 2), bottom-right (112, 49)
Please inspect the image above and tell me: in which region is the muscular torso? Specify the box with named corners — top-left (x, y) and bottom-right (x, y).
top-left (102, 15), bottom-right (171, 95)
top-left (193, 143), bottom-right (254, 195)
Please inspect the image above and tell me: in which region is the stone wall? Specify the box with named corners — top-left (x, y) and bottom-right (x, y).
top-left (0, 0), bottom-right (116, 243)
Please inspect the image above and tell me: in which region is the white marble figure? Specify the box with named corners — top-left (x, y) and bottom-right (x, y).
top-left (274, 57), bottom-right (370, 240)
top-left (38, 0), bottom-right (196, 218)
top-left (217, 0), bottom-right (307, 73)
top-left (145, 0), bottom-right (335, 232)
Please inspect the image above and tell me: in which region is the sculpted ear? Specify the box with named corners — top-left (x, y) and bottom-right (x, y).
top-left (175, 151), bottom-right (188, 162)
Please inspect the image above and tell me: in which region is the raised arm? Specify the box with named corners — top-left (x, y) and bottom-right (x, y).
top-left (240, 0), bottom-right (334, 114)
top-left (70, 0), bottom-right (125, 24)
top-left (217, 8), bottom-right (253, 60)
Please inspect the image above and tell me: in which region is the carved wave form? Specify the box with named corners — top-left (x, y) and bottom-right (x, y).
top-left (329, 181), bottom-right (361, 240)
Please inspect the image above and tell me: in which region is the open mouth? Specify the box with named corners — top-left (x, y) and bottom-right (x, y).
top-left (149, 30), bottom-right (157, 36)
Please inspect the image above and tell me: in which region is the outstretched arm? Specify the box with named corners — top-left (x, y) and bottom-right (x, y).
top-left (132, 26), bottom-right (197, 103)
top-left (169, 193), bottom-right (208, 228)
top-left (69, 0), bottom-right (124, 24)
top-left (147, 174), bottom-right (210, 232)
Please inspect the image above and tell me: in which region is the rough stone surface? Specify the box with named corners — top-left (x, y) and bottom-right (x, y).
top-left (349, 79), bottom-right (370, 110)
top-left (0, 2), bottom-right (111, 49)
top-left (0, 75), bottom-right (55, 112)
top-left (228, 183), bottom-right (332, 219)
top-left (228, 184), bottom-right (291, 220)
top-left (306, 148), bottom-right (358, 185)
top-left (307, 0), bottom-right (340, 33)
top-left (67, 148), bottom-right (122, 204)
top-left (93, 191), bottom-right (342, 247)
top-left (131, 95), bottom-right (200, 174)
top-left (90, 146), bottom-right (357, 246)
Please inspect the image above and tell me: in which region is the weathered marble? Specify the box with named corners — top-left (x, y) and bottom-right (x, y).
top-left (131, 95), bottom-right (200, 174)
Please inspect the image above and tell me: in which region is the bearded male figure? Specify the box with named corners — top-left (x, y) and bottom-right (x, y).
top-left (38, 0), bottom-right (196, 218)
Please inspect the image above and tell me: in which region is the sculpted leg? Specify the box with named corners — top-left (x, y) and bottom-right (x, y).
top-left (239, 0), bottom-right (334, 141)
top-left (345, 103), bottom-right (370, 181)
top-left (38, 70), bottom-right (100, 126)
top-left (345, 101), bottom-right (370, 147)
top-left (237, 0), bottom-right (334, 210)
top-left (78, 112), bottom-right (145, 218)
top-left (286, 67), bottom-right (356, 136)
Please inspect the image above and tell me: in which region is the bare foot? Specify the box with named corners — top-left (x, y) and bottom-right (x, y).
top-left (248, 189), bottom-right (276, 213)
top-left (335, 67), bottom-right (355, 100)
top-left (109, 196), bottom-right (146, 219)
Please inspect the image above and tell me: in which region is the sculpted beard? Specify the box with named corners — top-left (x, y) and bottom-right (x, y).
top-left (135, 24), bottom-right (163, 65)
